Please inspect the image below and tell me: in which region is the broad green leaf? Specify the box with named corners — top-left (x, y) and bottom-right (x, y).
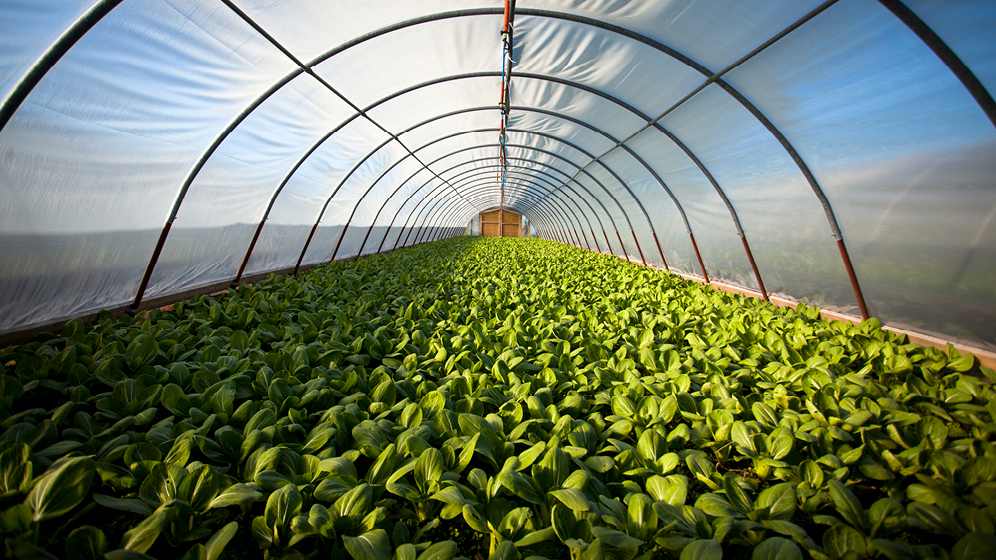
top-left (417, 541), bottom-right (457, 560)
top-left (679, 538), bottom-right (722, 560)
top-left (952, 532), bottom-right (996, 560)
top-left (751, 537), bottom-right (801, 560)
top-left (6, 539), bottom-right (60, 560)
top-left (65, 526), bottom-right (108, 560)
top-left (343, 529), bottom-right (391, 560)
top-left (591, 526), bottom-right (643, 549)
top-left (827, 480), bottom-right (866, 530)
top-left (822, 524), bottom-right (865, 559)
top-left (395, 543), bottom-right (417, 560)
top-left (0, 504), bottom-right (32, 538)
top-left (497, 470), bottom-right (543, 504)
top-left (121, 509), bottom-right (170, 553)
top-left (203, 522), bottom-right (237, 560)
top-left (207, 483), bottom-right (263, 509)
top-left (695, 494), bottom-right (738, 518)
top-left (722, 474), bottom-right (752, 517)
top-left (335, 483), bottom-right (374, 522)
top-left (646, 475), bottom-right (688, 506)
top-left (551, 488), bottom-right (591, 512)
top-left (489, 540), bottom-right (519, 560)
top-left (514, 526), bottom-right (556, 547)
top-left (26, 456), bottom-right (95, 522)
top-left (755, 483), bottom-right (796, 521)
top-left (0, 442), bottom-right (32, 493)
top-left (415, 448), bottom-right (445, 494)
top-left (93, 494), bottom-right (154, 516)
top-left (907, 502), bottom-right (960, 535)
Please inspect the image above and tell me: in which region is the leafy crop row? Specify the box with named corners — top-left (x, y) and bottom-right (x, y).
top-left (1, 237), bottom-right (994, 560)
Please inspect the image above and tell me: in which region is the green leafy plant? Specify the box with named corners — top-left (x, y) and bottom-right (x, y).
top-left (0, 237), bottom-right (993, 560)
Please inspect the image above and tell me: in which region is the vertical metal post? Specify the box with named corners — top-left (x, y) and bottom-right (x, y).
top-left (652, 232), bottom-right (669, 271)
top-left (741, 236), bottom-right (769, 301)
top-left (837, 239), bottom-right (870, 319)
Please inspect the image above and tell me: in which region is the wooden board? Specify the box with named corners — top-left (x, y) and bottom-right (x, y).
top-left (480, 209), bottom-right (521, 237)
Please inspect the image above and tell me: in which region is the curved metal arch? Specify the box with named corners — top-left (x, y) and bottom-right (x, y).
top-left (374, 137), bottom-right (629, 257)
top-left (455, 188), bottom-right (578, 246)
top-left (410, 184), bottom-right (574, 248)
top-left (4, 2), bottom-right (992, 315)
top-left (445, 169), bottom-right (589, 234)
top-left (414, 178), bottom-right (582, 247)
top-left (427, 205), bottom-right (473, 242)
top-left (395, 127), bottom-right (625, 250)
top-left (412, 177), bottom-right (589, 249)
top-left (376, 171), bottom-right (587, 253)
top-left (324, 104), bottom-right (648, 261)
top-left (237, 82), bottom-right (643, 281)
top-left (175, 70), bottom-right (664, 295)
top-left (412, 133), bottom-right (623, 242)
top-left (410, 103), bottom-right (657, 261)
top-left (377, 154), bottom-right (611, 253)
top-left (415, 204), bottom-right (473, 246)
top-left (509, 72), bottom-right (767, 294)
top-left (404, 196), bottom-right (480, 248)
top-left (436, 164), bottom-right (602, 251)
top-left (438, 161), bottom-right (601, 244)
top-left (339, 134), bottom-right (619, 260)
top-left (371, 153), bottom-right (611, 256)
top-left (441, 187), bottom-right (581, 248)
top-left (434, 150), bottom-right (577, 187)
top-left (343, 139), bottom-right (611, 258)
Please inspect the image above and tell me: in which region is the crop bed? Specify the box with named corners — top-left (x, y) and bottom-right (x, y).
top-left (1, 237), bottom-right (995, 560)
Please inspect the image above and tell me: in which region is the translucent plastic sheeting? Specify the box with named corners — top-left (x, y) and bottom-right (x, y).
top-left (598, 137), bottom-right (697, 274)
top-left (375, 181), bottom-right (471, 252)
top-left (373, 186), bottom-right (440, 253)
top-left (304, 139), bottom-right (410, 262)
top-left (524, 0), bottom-right (824, 72)
top-left (397, 195), bottom-right (459, 248)
top-left (558, 173), bottom-right (629, 256)
top-left (506, 130), bottom-right (592, 168)
top-left (906, 0), bottom-right (996, 97)
top-left (513, 15), bottom-right (704, 118)
top-left (551, 183), bottom-right (623, 254)
top-left (243, 118), bottom-right (390, 276)
top-left (507, 108), bottom-right (616, 157)
top-left (313, 16), bottom-right (502, 110)
top-left (397, 111), bottom-right (501, 153)
top-left (726, 0), bottom-right (996, 348)
top-left (0, 0), bottom-right (293, 331)
top-left (580, 163), bottom-right (656, 265)
top-left (231, 0), bottom-right (494, 64)
top-left (334, 155), bottom-right (429, 258)
top-left (301, 205), bottom-right (353, 266)
top-left (438, 144), bottom-right (580, 191)
top-left (556, 173), bottom-right (631, 256)
top-left (367, 78), bottom-right (499, 138)
top-left (512, 77), bottom-right (647, 143)
top-left (417, 133), bottom-right (502, 172)
top-left (360, 169), bottom-right (439, 256)
top-left (644, 86), bottom-right (855, 308)
top-left (0, 0), bottom-right (93, 105)
top-left (144, 73), bottom-right (357, 298)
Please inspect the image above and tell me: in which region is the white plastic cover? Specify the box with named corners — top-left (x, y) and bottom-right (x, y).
top-left (0, 0), bottom-right (993, 351)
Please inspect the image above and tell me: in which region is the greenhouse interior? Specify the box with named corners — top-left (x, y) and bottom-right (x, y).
top-left (1, 1), bottom-right (995, 559)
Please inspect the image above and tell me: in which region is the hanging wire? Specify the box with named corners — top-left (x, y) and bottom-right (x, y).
top-left (498, 1), bottom-right (514, 216)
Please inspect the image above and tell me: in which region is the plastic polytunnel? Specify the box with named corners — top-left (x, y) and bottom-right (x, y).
top-left (1, 0), bottom-right (995, 354)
